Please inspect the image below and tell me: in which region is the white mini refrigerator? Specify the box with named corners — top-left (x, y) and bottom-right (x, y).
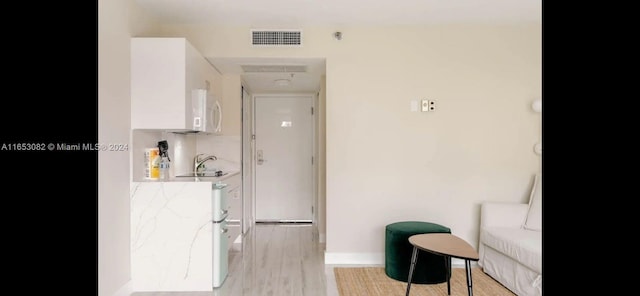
top-left (212, 182), bottom-right (229, 288)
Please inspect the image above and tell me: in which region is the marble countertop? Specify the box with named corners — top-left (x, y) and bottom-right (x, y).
top-left (135, 170), bottom-right (240, 183)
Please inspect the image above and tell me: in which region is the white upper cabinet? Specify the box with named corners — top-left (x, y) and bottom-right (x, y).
top-left (131, 37), bottom-right (221, 132)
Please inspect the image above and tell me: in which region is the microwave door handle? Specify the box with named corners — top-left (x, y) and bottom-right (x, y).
top-left (208, 101), bottom-right (214, 132)
top-left (215, 100), bottom-right (222, 132)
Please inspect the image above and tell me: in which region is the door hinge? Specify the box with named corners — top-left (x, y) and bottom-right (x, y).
top-left (312, 206), bottom-right (314, 214)
top-left (312, 156), bottom-right (314, 165)
top-left (311, 107), bottom-right (314, 115)
top-left (252, 134), bottom-right (256, 140)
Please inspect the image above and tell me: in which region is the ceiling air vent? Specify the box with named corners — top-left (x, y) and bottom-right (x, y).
top-left (251, 30), bottom-right (302, 46)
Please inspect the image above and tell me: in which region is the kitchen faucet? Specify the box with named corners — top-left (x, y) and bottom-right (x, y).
top-left (194, 154), bottom-right (217, 173)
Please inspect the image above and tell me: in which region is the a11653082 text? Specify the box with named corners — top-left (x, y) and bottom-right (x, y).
top-left (1, 143), bottom-right (129, 151)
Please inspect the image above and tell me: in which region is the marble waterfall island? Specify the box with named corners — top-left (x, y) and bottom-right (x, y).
top-left (130, 181), bottom-right (216, 291)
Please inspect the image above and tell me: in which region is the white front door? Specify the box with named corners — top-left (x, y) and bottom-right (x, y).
top-left (255, 95), bottom-right (314, 222)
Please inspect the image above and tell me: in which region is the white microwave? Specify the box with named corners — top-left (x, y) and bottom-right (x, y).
top-left (192, 89), bottom-right (222, 133)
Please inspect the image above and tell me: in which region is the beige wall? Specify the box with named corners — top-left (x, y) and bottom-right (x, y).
top-left (222, 74), bottom-right (243, 136)
top-left (98, 0), bottom-right (157, 295)
top-left (156, 24), bottom-right (541, 256)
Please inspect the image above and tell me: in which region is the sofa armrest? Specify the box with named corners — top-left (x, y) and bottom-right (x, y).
top-left (480, 202), bottom-right (529, 229)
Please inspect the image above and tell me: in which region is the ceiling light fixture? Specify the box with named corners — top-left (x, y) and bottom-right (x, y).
top-left (274, 79), bottom-right (290, 86)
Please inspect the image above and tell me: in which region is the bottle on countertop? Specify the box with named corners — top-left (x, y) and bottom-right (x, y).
top-left (159, 156), bottom-right (170, 180)
top-left (145, 148), bottom-right (160, 180)
top-left (157, 140), bottom-right (171, 181)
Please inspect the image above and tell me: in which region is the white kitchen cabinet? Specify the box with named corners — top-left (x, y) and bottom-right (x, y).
top-left (224, 174), bottom-right (243, 249)
top-left (131, 37), bottom-right (222, 132)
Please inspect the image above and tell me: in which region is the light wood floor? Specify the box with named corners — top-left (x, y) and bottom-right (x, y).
top-left (132, 223), bottom-right (342, 296)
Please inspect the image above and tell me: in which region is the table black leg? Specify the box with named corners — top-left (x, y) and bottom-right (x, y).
top-left (405, 247), bottom-right (419, 296)
top-left (444, 255), bottom-right (451, 295)
top-left (465, 259), bottom-right (473, 296)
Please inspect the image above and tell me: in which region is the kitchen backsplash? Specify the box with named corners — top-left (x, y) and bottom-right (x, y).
top-left (131, 130), bottom-right (239, 181)
top-left (197, 136), bottom-right (240, 161)
top-left (196, 136), bottom-right (241, 172)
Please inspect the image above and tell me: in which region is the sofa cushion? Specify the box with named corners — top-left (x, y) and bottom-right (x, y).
top-left (523, 173), bottom-right (542, 231)
top-left (481, 227), bottom-right (541, 273)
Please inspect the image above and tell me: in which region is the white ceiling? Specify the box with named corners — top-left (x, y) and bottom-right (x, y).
top-left (209, 57), bottom-right (325, 93)
top-left (136, 0), bottom-right (541, 26)
top-left (138, 0), bottom-right (540, 93)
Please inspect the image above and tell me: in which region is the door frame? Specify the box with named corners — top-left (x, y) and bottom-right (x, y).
top-left (241, 84), bottom-right (253, 235)
top-left (247, 93), bottom-right (318, 225)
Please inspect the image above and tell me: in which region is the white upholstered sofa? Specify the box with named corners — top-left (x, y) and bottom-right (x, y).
top-left (478, 174), bottom-right (542, 296)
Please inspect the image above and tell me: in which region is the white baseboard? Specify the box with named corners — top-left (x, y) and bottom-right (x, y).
top-left (324, 252), bottom-right (384, 265)
top-left (319, 233), bottom-right (326, 243)
top-left (324, 252), bottom-right (478, 268)
top-left (451, 258), bottom-right (478, 268)
top-left (112, 281), bottom-right (132, 296)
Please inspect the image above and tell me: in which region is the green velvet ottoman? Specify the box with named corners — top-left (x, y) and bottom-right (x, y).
top-left (385, 221), bottom-right (451, 284)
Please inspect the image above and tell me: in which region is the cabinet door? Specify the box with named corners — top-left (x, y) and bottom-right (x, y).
top-left (225, 175), bottom-right (242, 249)
top-left (185, 40), bottom-right (207, 131)
top-left (131, 37), bottom-right (215, 131)
top-left (225, 175), bottom-right (242, 223)
top-left (131, 38), bottom-right (189, 130)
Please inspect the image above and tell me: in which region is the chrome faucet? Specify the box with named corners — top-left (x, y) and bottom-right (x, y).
top-left (194, 153), bottom-right (217, 173)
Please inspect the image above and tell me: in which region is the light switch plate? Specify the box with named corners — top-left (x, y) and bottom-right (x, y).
top-left (411, 100), bottom-right (419, 112)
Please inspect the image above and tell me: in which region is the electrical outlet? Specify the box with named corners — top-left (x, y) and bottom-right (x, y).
top-left (428, 100), bottom-right (435, 111)
top-left (422, 99), bottom-right (437, 112)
